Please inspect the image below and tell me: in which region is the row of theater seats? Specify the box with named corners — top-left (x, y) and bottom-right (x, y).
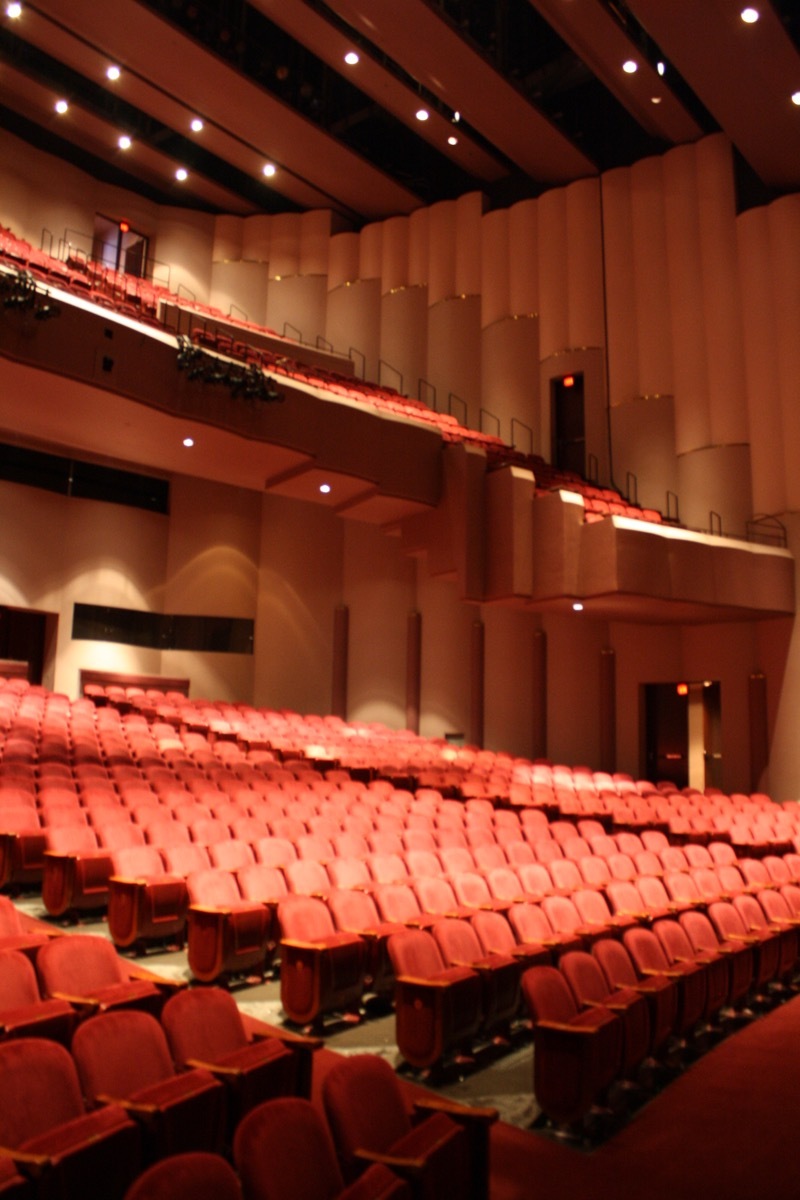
top-left (0, 922), bottom-right (492, 1200)
top-left (6, 676), bottom-right (794, 857)
top-left (521, 900), bottom-right (800, 1133)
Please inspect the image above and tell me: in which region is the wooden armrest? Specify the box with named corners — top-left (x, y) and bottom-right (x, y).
top-left (354, 1148), bottom-right (426, 1176)
top-left (47, 991), bottom-right (99, 1010)
top-left (98, 1094), bottom-right (158, 1117)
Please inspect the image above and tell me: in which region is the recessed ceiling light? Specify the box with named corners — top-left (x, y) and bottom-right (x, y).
top-left (175, 168), bottom-right (188, 181)
top-left (416, 108), bottom-right (429, 121)
top-left (106, 65), bottom-right (121, 81)
top-left (657, 61), bottom-right (666, 76)
top-left (190, 117), bottom-right (203, 133)
top-left (55, 99), bottom-right (69, 115)
top-left (319, 483), bottom-right (331, 494)
top-left (447, 135), bottom-right (458, 145)
top-left (572, 601), bottom-right (584, 612)
top-left (6, 2), bottom-right (22, 18)
top-left (182, 437), bottom-right (194, 448)
top-left (262, 162), bottom-right (276, 177)
top-left (792, 91), bottom-right (800, 106)
top-left (740, 7), bottom-right (759, 23)
top-left (344, 50), bottom-right (359, 65)
top-left (622, 60), bottom-right (638, 74)
top-left (651, 96), bottom-right (662, 105)
top-left (117, 135), bottom-right (132, 150)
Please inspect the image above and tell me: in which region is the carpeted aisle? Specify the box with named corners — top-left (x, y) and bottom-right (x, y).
top-left (490, 995), bottom-right (800, 1200)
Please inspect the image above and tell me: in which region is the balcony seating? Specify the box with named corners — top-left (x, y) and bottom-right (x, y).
top-left (72, 1010), bottom-right (226, 1161)
top-left (0, 1036), bottom-right (140, 1200)
top-left (233, 1097), bottom-right (412, 1200)
top-left (386, 929), bottom-right (482, 1070)
top-left (277, 895), bottom-right (367, 1028)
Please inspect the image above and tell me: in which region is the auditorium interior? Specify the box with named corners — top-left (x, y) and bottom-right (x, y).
top-left (1, 2), bottom-right (800, 1198)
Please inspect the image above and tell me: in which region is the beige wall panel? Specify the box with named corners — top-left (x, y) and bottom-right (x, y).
top-left (210, 260), bottom-right (269, 327)
top-left (326, 279), bottom-right (381, 382)
top-left (268, 214), bottom-right (302, 279)
top-left (266, 275), bottom-right (328, 347)
top-left (541, 612), bottom-right (608, 769)
top-left (408, 207), bottom-right (430, 288)
top-left (299, 210), bottom-right (332, 276)
top-left (676, 444), bottom-right (753, 538)
top-left (417, 573), bottom-right (473, 742)
top-left (241, 214), bottom-right (272, 263)
top-left (481, 315), bottom-right (539, 450)
top-left (0, 130), bottom-right (100, 252)
top-left (455, 193), bottom-right (484, 298)
top-left (427, 296), bottom-right (482, 431)
top-left (600, 167), bottom-right (639, 409)
top-left (212, 215), bottom-right (244, 263)
top-left (696, 136), bottom-right (749, 446)
top-left (380, 286), bottom-right (428, 404)
top-left (610, 394), bottom-right (677, 516)
top-left (663, 144), bottom-right (711, 455)
top-left (565, 177), bottom-right (605, 349)
top-left (611, 622), bottom-right (683, 780)
top-left (381, 217), bottom-right (410, 293)
top-left (153, 209), bottom-right (214, 304)
top-left (254, 493), bottom-right (343, 715)
top-left (508, 198), bottom-right (539, 318)
top-left (427, 201), bottom-right (457, 306)
top-left (359, 222), bottom-right (383, 282)
top-left (482, 604), bottom-right (536, 759)
top-left (481, 208), bottom-right (510, 329)
top-left (629, 156), bottom-right (673, 396)
top-left (537, 187), bottom-right (570, 360)
top-left (737, 208), bottom-right (786, 516)
top-left (342, 522), bottom-right (416, 728)
top-left (769, 197), bottom-right (800, 514)
top-left (328, 232), bottom-right (360, 290)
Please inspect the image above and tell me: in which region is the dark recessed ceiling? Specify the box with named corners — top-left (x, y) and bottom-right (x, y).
top-left (1, 0), bottom-right (798, 226)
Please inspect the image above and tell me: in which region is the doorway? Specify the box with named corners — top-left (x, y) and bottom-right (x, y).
top-left (642, 680), bottom-right (721, 791)
top-left (0, 607), bottom-right (58, 688)
top-left (551, 371), bottom-right (585, 476)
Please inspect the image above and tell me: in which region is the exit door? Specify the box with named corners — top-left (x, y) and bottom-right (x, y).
top-left (643, 681), bottom-right (721, 790)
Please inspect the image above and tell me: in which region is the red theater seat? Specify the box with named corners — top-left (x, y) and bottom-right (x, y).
top-left (387, 929), bottom-right (482, 1070)
top-left (122, 1152), bottom-right (243, 1200)
top-left (278, 896), bottom-right (367, 1028)
top-left (323, 1054), bottom-right (492, 1200)
top-left (162, 987), bottom-right (304, 1128)
top-left (432, 917), bottom-right (521, 1033)
top-left (0, 947), bottom-right (76, 1044)
top-left (521, 965), bottom-right (622, 1127)
top-left (0, 1036), bottom-right (140, 1200)
top-left (234, 1097), bottom-right (411, 1200)
top-left (107, 846), bottom-right (188, 951)
top-left (36, 933), bottom-right (165, 1015)
top-left (559, 949), bottom-right (650, 1077)
top-left (185, 869), bottom-right (273, 984)
top-left (72, 1009), bottom-right (226, 1161)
